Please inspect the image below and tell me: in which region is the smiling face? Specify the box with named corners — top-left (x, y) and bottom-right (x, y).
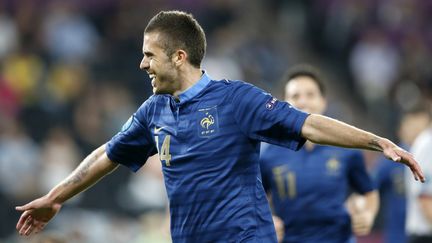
top-left (285, 76), bottom-right (327, 114)
top-left (140, 32), bottom-right (180, 95)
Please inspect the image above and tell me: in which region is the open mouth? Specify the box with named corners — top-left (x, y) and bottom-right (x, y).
top-left (148, 74), bottom-right (156, 87)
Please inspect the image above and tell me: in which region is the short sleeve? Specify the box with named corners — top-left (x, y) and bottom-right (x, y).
top-left (106, 102), bottom-right (158, 172)
top-left (347, 151), bottom-right (375, 194)
top-left (230, 82), bottom-right (309, 151)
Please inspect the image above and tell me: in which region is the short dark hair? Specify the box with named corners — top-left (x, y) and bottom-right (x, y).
top-left (145, 10), bottom-right (206, 68)
top-left (282, 64), bottom-right (326, 96)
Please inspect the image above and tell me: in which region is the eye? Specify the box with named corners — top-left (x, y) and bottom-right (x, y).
top-left (144, 52), bottom-right (154, 59)
top-left (291, 94), bottom-right (299, 100)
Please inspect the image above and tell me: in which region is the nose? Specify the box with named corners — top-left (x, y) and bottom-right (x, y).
top-left (140, 56), bottom-right (149, 70)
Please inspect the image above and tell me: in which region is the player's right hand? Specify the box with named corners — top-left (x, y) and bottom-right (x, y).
top-left (15, 195), bottom-right (62, 236)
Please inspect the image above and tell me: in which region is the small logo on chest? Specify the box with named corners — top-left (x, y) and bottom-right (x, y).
top-left (326, 158), bottom-right (341, 174)
top-left (200, 114), bottom-right (214, 129)
top-left (197, 106), bottom-right (219, 137)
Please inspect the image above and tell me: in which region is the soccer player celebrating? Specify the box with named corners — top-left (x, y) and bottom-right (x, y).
top-left (260, 65), bottom-right (379, 243)
top-left (16, 11), bottom-right (424, 243)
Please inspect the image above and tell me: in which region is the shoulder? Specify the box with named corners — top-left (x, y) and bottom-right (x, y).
top-left (136, 95), bottom-right (156, 114)
top-left (221, 80), bottom-right (272, 105)
top-left (228, 80), bottom-right (264, 92)
top-left (200, 79), bottom-right (265, 103)
top-left (135, 95), bottom-right (169, 120)
top-left (206, 79), bottom-right (256, 92)
top-left (208, 79), bottom-right (264, 93)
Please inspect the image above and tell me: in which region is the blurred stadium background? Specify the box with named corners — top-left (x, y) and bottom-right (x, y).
top-left (0, 0), bottom-right (431, 242)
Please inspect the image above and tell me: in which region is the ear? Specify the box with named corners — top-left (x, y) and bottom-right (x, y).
top-left (172, 50), bottom-right (187, 67)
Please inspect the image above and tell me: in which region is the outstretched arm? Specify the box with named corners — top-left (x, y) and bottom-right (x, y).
top-left (301, 114), bottom-right (425, 182)
top-left (15, 144), bottom-right (118, 236)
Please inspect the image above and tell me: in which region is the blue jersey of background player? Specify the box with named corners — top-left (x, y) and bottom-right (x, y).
top-left (374, 155), bottom-right (406, 243)
top-left (260, 65), bottom-right (379, 243)
top-left (373, 107), bottom-right (430, 243)
top-left (15, 11), bottom-right (425, 242)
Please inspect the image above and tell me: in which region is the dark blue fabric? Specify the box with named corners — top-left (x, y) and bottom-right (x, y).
top-left (260, 144), bottom-right (374, 243)
top-left (107, 75), bottom-right (308, 242)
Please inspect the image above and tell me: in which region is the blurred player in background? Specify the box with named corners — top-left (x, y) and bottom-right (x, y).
top-left (374, 106), bottom-right (430, 243)
top-left (15, 10), bottom-right (424, 243)
top-left (406, 110), bottom-right (432, 243)
top-left (260, 65), bottom-right (379, 243)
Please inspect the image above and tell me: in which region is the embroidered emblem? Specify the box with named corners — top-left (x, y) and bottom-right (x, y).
top-left (265, 97), bottom-right (277, 110)
top-left (326, 158), bottom-right (340, 174)
top-left (200, 114), bottom-right (214, 129)
top-left (198, 106), bottom-right (219, 137)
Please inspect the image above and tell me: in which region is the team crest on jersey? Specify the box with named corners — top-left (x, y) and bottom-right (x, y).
top-left (326, 158), bottom-right (340, 175)
top-left (197, 106), bottom-right (219, 137)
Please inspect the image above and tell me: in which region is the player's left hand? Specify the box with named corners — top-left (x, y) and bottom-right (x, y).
top-left (380, 139), bottom-right (425, 182)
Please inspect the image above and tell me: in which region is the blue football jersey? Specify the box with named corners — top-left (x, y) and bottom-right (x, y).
top-left (260, 144), bottom-right (374, 243)
top-left (106, 72), bottom-right (309, 243)
top-left (374, 153), bottom-right (407, 243)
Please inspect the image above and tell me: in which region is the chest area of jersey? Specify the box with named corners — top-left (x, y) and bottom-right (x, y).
top-left (150, 97), bottom-right (230, 139)
top-left (149, 100), bottom-right (239, 166)
top-left (152, 102), bottom-right (224, 138)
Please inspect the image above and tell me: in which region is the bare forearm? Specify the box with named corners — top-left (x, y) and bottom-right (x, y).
top-left (302, 114), bottom-right (388, 151)
top-left (47, 144), bottom-right (119, 204)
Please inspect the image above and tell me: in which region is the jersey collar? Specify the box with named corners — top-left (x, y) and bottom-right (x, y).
top-left (178, 71), bottom-right (211, 104)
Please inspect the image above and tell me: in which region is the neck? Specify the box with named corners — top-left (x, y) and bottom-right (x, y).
top-left (172, 66), bottom-right (202, 99)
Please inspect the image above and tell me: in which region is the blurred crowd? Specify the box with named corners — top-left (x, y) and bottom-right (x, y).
top-left (0, 0), bottom-right (431, 242)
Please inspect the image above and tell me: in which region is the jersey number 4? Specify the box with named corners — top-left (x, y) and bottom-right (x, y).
top-left (155, 135), bottom-right (172, 166)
